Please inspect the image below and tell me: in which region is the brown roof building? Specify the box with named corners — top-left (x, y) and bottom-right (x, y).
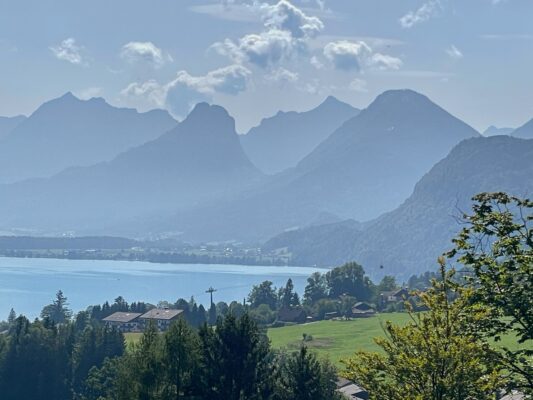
top-left (102, 312), bottom-right (142, 332)
top-left (139, 309), bottom-right (184, 331)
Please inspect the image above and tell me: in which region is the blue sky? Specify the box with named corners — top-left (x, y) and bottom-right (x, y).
top-left (0, 0), bottom-right (532, 132)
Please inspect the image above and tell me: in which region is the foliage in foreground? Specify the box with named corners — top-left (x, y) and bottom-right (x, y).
top-left (342, 192), bottom-right (533, 399)
top-left (342, 260), bottom-right (503, 400)
top-left (449, 192), bottom-right (532, 394)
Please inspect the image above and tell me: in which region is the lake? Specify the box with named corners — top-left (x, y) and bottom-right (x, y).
top-left (0, 257), bottom-right (328, 319)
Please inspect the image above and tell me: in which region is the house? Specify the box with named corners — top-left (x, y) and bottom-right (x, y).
top-left (102, 312), bottom-right (142, 332)
top-left (278, 307), bottom-right (307, 324)
top-left (337, 378), bottom-right (369, 400)
top-left (380, 288), bottom-right (409, 303)
top-left (139, 308), bottom-right (183, 331)
top-left (324, 311), bottom-right (339, 320)
top-left (351, 302), bottom-right (376, 318)
top-left (500, 392), bottom-right (525, 400)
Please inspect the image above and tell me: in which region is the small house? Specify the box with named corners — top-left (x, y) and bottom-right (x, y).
top-left (337, 378), bottom-right (369, 400)
top-left (102, 312), bottom-right (142, 332)
top-left (380, 288), bottom-right (409, 304)
top-left (278, 307), bottom-right (307, 324)
top-left (139, 308), bottom-right (183, 331)
top-left (351, 302), bottom-right (376, 318)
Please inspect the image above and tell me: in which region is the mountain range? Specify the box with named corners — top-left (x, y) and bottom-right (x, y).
top-left (264, 135), bottom-right (533, 279)
top-left (483, 125), bottom-right (514, 137)
top-left (240, 96), bottom-right (359, 174)
top-left (147, 89), bottom-right (480, 242)
top-left (0, 89), bottom-right (531, 279)
top-left (0, 103), bottom-right (262, 232)
top-left (0, 115), bottom-right (26, 140)
top-left (0, 93), bottom-right (177, 183)
top-left (512, 118), bottom-right (533, 139)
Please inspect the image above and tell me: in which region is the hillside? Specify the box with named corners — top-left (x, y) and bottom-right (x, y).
top-left (483, 125), bottom-right (513, 136)
top-left (0, 115), bottom-right (26, 140)
top-left (512, 118), bottom-right (533, 139)
top-left (0, 93), bottom-right (177, 183)
top-left (150, 89), bottom-right (480, 242)
top-left (264, 136), bottom-right (533, 279)
top-left (240, 96), bottom-right (359, 174)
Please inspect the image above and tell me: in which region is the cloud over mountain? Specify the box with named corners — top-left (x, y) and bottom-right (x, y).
top-left (122, 64), bottom-right (251, 118)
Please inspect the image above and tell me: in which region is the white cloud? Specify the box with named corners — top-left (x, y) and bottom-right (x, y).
top-left (323, 40), bottom-right (371, 71)
top-left (50, 38), bottom-right (87, 66)
top-left (259, 0), bottom-right (324, 38)
top-left (368, 53), bottom-right (403, 70)
top-left (122, 64), bottom-right (251, 118)
top-left (446, 44), bottom-right (463, 59)
top-left (399, 0), bottom-right (442, 29)
top-left (265, 67), bottom-right (299, 85)
top-left (212, 29), bottom-right (305, 68)
top-left (75, 87), bottom-right (103, 100)
top-left (120, 41), bottom-right (172, 68)
top-left (212, 1), bottom-right (323, 68)
top-left (349, 78), bottom-right (368, 92)
top-left (121, 80), bottom-right (167, 108)
top-left (323, 40), bottom-right (402, 72)
top-left (310, 55), bottom-right (324, 69)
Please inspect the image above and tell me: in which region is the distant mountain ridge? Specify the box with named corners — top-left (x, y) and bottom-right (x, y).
top-left (483, 125), bottom-right (514, 136)
top-left (512, 118), bottom-right (533, 139)
top-left (264, 136), bottom-right (533, 279)
top-left (137, 89), bottom-right (481, 242)
top-left (0, 115), bottom-right (26, 140)
top-left (0, 93), bottom-right (177, 183)
top-left (0, 103), bottom-right (263, 232)
top-left (240, 96), bottom-right (359, 174)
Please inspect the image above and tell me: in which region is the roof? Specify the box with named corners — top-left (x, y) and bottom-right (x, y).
top-left (353, 302), bottom-right (373, 311)
top-left (278, 307), bottom-right (306, 322)
top-left (140, 308), bottom-right (183, 320)
top-left (500, 392), bottom-right (525, 400)
top-left (381, 288), bottom-right (409, 297)
top-left (103, 312), bottom-right (142, 323)
top-left (337, 378), bottom-right (368, 399)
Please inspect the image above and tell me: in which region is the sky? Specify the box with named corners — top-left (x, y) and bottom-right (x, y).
top-left (0, 0), bottom-right (532, 133)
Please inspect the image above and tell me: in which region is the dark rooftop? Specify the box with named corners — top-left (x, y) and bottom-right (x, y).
top-left (103, 312), bottom-right (142, 323)
top-left (140, 309), bottom-right (183, 320)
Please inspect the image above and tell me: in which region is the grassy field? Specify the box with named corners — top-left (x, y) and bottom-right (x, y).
top-left (267, 313), bottom-right (410, 366)
top-left (125, 312), bottom-right (531, 367)
top-left (267, 313), bottom-right (533, 367)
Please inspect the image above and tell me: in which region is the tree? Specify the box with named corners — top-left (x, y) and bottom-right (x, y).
top-left (279, 278), bottom-right (300, 309)
top-left (40, 290), bottom-right (72, 324)
top-left (162, 318), bottom-right (199, 399)
top-left (326, 262), bottom-right (373, 301)
top-left (248, 280), bottom-right (278, 310)
top-left (274, 345), bottom-right (341, 400)
top-left (377, 276), bottom-right (398, 292)
top-left (128, 322), bottom-right (166, 399)
top-left (303, 272), bottom-right (328, 305)
top-left (7, 308), bottom-right (16, 325)
top-left (198, 313), bottom-right (273, 400)
top-left (341, 261), bottom-right (504, 400)
top-left (448, 192), bottom-right (533, 394)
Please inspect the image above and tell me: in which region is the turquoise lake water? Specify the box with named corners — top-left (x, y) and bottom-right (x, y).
top-left (0, 257), bottom-right (328, 319)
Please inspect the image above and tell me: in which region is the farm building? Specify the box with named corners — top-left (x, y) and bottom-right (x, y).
top-left (102, 312), bottom-right (142, 332)
top-left (139, 308), bottom-right (184, 331)
top-left (351, 302), bottom-right (376, 318)
top-left (337, 378), bottom-right (369, 399)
